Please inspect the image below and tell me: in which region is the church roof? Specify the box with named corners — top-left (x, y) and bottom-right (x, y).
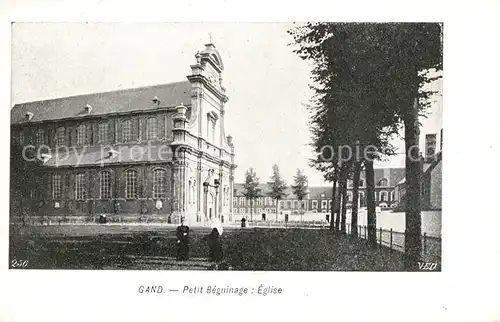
top-left (11, 81), bottom-right (192, 125)
top-left (43, 144), bottom-right (173, 167)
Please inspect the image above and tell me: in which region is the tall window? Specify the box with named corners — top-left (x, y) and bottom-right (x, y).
top-left (380, 191), bottom-right (388, 201)
top-left (359, 179), bottom-right (364, 187)
top-left (77, 124), bottom-right (87, 145)
top-left (100, 171), bottom-right (111, 199)
top-left (52, 174), bottom-right (62, 199)
top-left (312, 200), bottom-right (318, 209)
top-left (99, 122), bottom-right (110, 144)
top-left (152, 168), bottom-right (166, 199)
top-left (294, 200), bottom-right (299, 209)
top-left (286, 200), bottom-right (292, 209)
top-left (347, 192), bottom-right (353, 202)
top-left (56, 127), bottom-right (65, 146)
top-left (239, 197), bottom-right (245, 206)
top-left (122, 119), bottom-right (132, 142)
top-left (390, 191), bottom-right (395, 201)
top-left (35, 128), bottom-right (46, 146)
top-left (19, 131), bottom-right (24, 146)
top-left (75, 173), bottom-right (86, 200)
top-left (125, 170), bottom-right (138, 199)
top-left (321, 200), bottom-right (327, 208)
top-left (233, 197), bottom-right (238, 207)
top-left (146, 117), bottom-right (158, 140)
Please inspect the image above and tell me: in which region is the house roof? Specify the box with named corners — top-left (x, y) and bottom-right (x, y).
top-left (11, 81), bottom-right (192, 125)
top-left (42, 144), bottom-right (173, 168)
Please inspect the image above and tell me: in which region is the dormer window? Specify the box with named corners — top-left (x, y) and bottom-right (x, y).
top-left (85, 104), bottom-right (93, 114)
top-left (152, 96), bottom-right (160, 105)
top-left (25, 112), bottom-right (34, 121)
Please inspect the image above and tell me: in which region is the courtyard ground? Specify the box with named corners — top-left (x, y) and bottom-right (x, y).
top-left (9, 224), bottom-right (413, 271)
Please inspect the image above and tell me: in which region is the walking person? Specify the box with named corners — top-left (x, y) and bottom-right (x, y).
top-left (176, 217), bottom-right (190, 261)
top-left (205, 218), bottom-right (224, 269)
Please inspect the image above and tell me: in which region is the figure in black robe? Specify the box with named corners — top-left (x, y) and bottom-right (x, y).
top-left (206, 228), bottom-right (223, 263)
top-left (176, 222), bottom-right (190, 261)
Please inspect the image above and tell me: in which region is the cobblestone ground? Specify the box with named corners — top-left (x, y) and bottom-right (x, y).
top-left (10, 224), bottom-right (412, 271)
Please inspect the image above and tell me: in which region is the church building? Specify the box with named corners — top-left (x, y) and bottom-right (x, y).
top-left (10, 43), bottom-right (236, 226)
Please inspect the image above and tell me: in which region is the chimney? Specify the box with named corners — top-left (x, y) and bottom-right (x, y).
top-left (440, 128), bottom-right (443, 151)
top-left (425, 133), bottom-right (437, 159)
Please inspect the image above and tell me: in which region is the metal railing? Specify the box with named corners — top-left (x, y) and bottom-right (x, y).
top-left (346, 223), bottom-right (441, 263)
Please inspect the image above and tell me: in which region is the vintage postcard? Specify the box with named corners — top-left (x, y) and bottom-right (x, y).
top-left (9, 22), bottom-right (442, 273)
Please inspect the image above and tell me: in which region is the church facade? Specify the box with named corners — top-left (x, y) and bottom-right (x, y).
top-left (10, 43), bottom-right (236, 226)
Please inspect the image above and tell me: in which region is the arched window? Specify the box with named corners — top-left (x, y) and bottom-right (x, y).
top-left (99, 121), bottom-right (110, 144)
top-left (146, 117), bottom-right (158, 140)
top-left (100, 171), bottom-right (112, 199)
top-left (279, 200), bottom-right (284, 208)
top-left (122, 119), bottom-right (132, 142)
top-left (294, 200), bottom-right (300, 209)
top-left (312, 200), bottom-right (318, 209)
top-left (152, 168), bottom-right (166, 199)
top-left (77, 124), bottom-right (87, 145)
top-left (125, 169), bottom-right (138, 199)
top-left (378, 178), bottom-right (388, 187)
top-left (52, 174), bottom-right (62, 200)
top-left (287, 200), bottom-right (292, 209)
top-left (56, 127), bottom-right (65, 146)
top-left (75, 173), bottom-right (86, 200)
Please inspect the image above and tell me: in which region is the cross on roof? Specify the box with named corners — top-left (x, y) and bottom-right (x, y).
top-left (208, 32), bottom-right (213, 43)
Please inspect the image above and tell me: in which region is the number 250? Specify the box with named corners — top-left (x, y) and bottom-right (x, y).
top-left (11, 260), bottom-right (28, 268)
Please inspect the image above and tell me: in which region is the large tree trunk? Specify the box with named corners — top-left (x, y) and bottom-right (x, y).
top-left (329, 177), bottom-right (337, 231)
top-left (365, 159), bottom-right (377, 246)
top-left (275, 199), bottom-right (279, 222)
top-left (340, 168), bottom-right (348, 234)
top-left (351, 160), bottom-right (362, 237)
top-left (334, 167), bottom-right (343, 231)
top-left (334, 184), bottom-right (341, 231)
top-left (404, 97), bottom-right (422, 270)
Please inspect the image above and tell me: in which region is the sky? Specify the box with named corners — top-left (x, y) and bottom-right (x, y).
top-left (11, 22), bottom-right (442, 186)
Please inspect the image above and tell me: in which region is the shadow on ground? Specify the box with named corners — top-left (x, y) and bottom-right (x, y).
top-left (9, 225), bottom-right (407, 271)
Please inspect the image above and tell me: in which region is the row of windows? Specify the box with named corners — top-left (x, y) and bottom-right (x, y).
top-left (21, 117), bottom-right (163, 147)
top-left (51, 169), bottom-right (168, 200)
top-left (234, 208), bottom-right (277, 214)
top-left (233, 197), bottom-right (277, 207)
top-left (233, 191), bottom-right (397, 209)
top-left (347, 178), bottom-right (389, 188)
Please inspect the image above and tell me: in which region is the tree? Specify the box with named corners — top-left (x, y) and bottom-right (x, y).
top-left (267, 164), bottom-right (288, 221)
top-left (350, 159), bottom-right (363, 237)
top-left (289, 23), bottom-right (442, 270)
top-left (291, 169), bottom-right (308, 221)
top-left (242, 168), bottom-right (261, 222)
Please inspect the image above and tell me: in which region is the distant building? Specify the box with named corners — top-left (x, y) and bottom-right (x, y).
top-left (395, 130), bottom-right (443, 211)
top-left (233, 167), bottom-right (405, 222)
